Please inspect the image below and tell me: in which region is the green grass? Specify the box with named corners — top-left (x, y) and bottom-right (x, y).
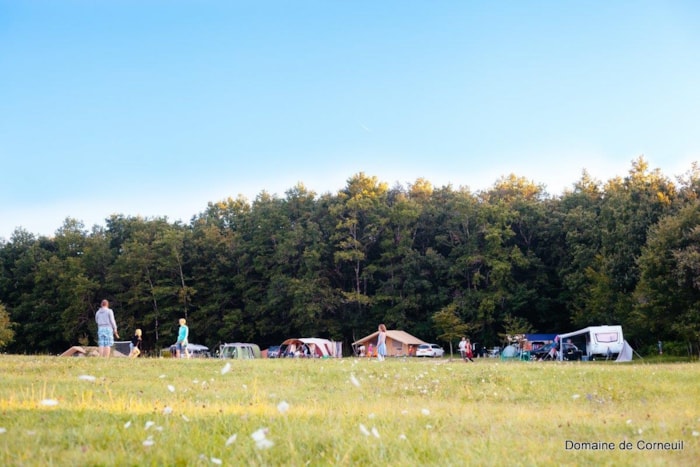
top-left (0, 356), bottom-right (698, 466)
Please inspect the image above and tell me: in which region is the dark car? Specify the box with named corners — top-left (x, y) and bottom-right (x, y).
top-left (266, 345), bottom-right (281, 358)
top-left (532, 342), bottom-right (583, 361)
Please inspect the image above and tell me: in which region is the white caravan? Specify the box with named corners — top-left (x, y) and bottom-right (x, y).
top-left (557, 325), bottom-right (624, 359)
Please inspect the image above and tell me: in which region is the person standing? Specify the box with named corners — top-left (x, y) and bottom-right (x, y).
top-left (458, 337), bottom-right (467, 360)
top-left (95, 300), bottom-right (119, 357)
top-left (464, 338), bottom-right (474, 362)
top-left (376, 324), bottom-right (387, 361)
top-left (129, 329), bottom-right (142, 358)
top-left (175, 318), bottom-right (189, 359)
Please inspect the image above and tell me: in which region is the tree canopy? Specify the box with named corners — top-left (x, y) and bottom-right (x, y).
top-left (1, 159), bottom-right (698, 356)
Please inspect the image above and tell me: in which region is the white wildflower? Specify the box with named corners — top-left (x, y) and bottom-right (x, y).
top-left (143, 437), bottom-right (155, 447)
top-left (626, 419), bottom-right (632, 425)
top-left (144, 421), bottom-right (155, 430)
top-left (123, 421), bottom-right (132, 429)
top-left (399, 433), bottom-right (407, 440)
top-left (368, 413), bottom-right (376, 419)
top-left (159, 374), bottom-right (166, 379)
top-left (421, 408), bottom-right (430, 416)
top-left (225, 434), bottom-right (237, 446)
top-left (350, 374), bottom-right (361, 388)
top-left (692, 431), bottom-right (699, 437)
top-left (0, 428), bottom-right (6, 434)
top-left (163, 406), bottom-right (173, 415)
top-left (251, 428), bottom-right (268, 442)
top-left (182, 415), bottom-right (190, 422)
top-left (572, 394), bottom-right (580, 399)
top-left (251, 428), bottom-right (273, 449)
top-left (41, 399), bottom-right (58, 406)
top-left (221, 363), bottom-right (231, 375)
top-left (359, 424), bottom-right (370, 436)
top-left (277, 400), bottom-right (289, 414)
top-left (78, 374), bottom-right (96, 382)
top-left (371, 427), bottom-right (380, 438)
top-left (167, 385), bottom-right (175, 393)
top-left (211, 457), bottom-right (222, 465)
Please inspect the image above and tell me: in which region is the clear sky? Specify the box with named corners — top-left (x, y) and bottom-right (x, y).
top-left (1, 1), bottom-right (699, 240)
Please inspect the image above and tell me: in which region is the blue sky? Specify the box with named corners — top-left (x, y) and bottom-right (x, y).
top-left (1, 1), bottom-right (699, 240)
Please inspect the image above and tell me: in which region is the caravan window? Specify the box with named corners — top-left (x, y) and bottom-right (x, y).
top-left (594, 332), bottom-right (619, 343)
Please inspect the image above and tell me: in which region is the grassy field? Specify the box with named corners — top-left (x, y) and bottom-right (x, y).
top-left (0, 355), bottom-right (698, 466)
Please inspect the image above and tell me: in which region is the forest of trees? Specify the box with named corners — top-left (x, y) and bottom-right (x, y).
top-left (1, 157), bottom-right (699, 357)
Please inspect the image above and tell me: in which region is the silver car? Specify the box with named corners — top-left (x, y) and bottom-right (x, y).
top-left (415, 343), bottom-right (445, 358)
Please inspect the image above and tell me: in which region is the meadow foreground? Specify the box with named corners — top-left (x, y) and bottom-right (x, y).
top-left (0, 355), bottom-right (697, 466)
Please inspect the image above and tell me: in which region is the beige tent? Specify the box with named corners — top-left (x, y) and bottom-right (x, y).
top-left (352, 330), bottom-right (426, 357)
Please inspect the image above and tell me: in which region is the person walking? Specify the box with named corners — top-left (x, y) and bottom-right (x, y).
top-left (95, 300), bottom-right (119, 357)
top-left (175, 318), bottom-right (189, 359)
top-left (129, 329), bottom-right (142, 358)
top-left (376, 324), bottom-right (387, 361)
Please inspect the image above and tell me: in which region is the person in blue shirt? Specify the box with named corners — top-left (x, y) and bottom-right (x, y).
top-left (175, 318), bottom-right (189, 359)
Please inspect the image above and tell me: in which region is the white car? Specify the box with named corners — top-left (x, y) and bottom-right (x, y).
top-left (415, 343), bottom-right (444, 358)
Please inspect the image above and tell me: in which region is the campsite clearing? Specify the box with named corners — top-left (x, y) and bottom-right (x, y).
top-left (0, 356), bottom-right (697, 465)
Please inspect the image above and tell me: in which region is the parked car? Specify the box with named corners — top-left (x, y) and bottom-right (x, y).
top-left (415, 343), bottom-right (445, 358)
top-left (266, 345), bottom-right (281, 358)
top-left (218, 343), bottom-right (261, 359)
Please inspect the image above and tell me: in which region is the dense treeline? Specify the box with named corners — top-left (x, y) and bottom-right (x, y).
top-left (1, 157), bottom-right (699, 356)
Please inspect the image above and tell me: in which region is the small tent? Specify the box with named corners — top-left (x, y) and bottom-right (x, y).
top-left (279, 338), bottom-right (339, 358)
top-left (352, 330), bottom-right (426, 357)
top-left (615, 340), bottom-right (634, 362)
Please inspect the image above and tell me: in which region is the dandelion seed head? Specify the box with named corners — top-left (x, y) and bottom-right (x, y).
top-left (41, 399), bottom-right (58, 406)
top-left (421, 408), bottom-right (430, 416)
top-left (371, 427), bottom-right (380, 438)
top-left (123, 421), bottom-right (132, 429)
top-left (78, 374), bottom-right (96, 382)
top-left (221, 363), bottom-right (231, 375)
top-left (211, 457), bottom-right (222, 465)
top-left (350, 374), bottom-right (361, 388)
top-left (167, 385), bottom-right (175, 393)
top-left (163, 406), bottom-right (173, 415)
top-left (225, 434), bottom-right (238, 446)
top-left (359, 424), bottom-right (370, 436)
